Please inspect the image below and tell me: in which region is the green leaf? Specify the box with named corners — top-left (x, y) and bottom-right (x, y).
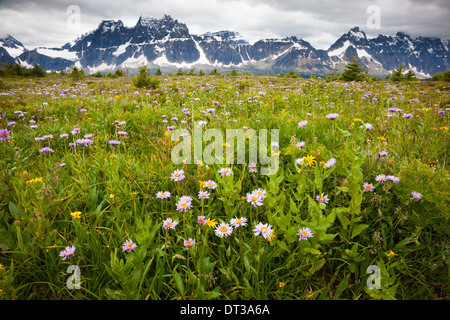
top-left (351, 224), bottom-right (369, 238)
top-left (335, 276), bottom-right (349, 299)
top-left (173, 270), bottom-right (185, 297)
top-left (9, 202), bottom-right (19, 220)
top-left (334, 207), bottom-right (350, 229)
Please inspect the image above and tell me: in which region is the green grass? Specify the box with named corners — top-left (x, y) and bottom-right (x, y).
top-left (0, 74), bottom-right (448, 300)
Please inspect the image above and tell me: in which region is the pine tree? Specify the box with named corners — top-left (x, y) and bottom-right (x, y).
top-left (404, 69), bottom-right (418, 81)
top-left (155, 67), bottom-right (162, 76)
top-left (133, 66), bottom-right (160, 89)
top-left (340, 56), bottom-right (366, 81)
top-left (390, 64), bottom-right (405, 81)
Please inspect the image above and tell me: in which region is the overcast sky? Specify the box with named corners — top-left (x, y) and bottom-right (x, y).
top-left (1, 0), bottom-right (449, 50)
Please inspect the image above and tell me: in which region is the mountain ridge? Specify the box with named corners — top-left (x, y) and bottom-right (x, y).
top-left (1, 14), bottom-right (449, 78)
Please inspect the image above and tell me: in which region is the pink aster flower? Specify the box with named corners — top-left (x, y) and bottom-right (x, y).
top-left (59, 245), bottom-right (76, 260)
top-left (297, 227), bottom-right (313, 240)
top-left (298, 120), bottom-right (308, 128)
top-left (198, 190), bottom-right (210, 199)
top-left (411, 191), bottom-right (422, 200)
top-left (363, 182), bottom-right (375, 192)
top-left (162, 218), bottom-right (178, 229)
top-left (324, 158), bottom-right (336, 169)
top-left (122, 239), bottom-right (137, 252)
top-left (230, 216), bottom-right (248, 228)
top-left (316, 193), bottom-right (329, 204)
top-left (253, 222), bottom-right (273, 240)
top-left (0, 129), bottom-right (11, 141)
top-left (156, 191), bottom-right (171, 199)
top-left (197, 215), bottom-right (207, 225)
top-left (183, 238), bottom-right (195, 247)
top-left (214, 222), bottom-right (233, 238)
top-left (170, 169), bottom-right (185, 182)
top-left (218, 167), bottom-right (233, 177)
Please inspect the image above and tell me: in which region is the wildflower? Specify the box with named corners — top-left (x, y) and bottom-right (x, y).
top-left (7, 121), bottom-right (16, 126)
top-left (39, 147), bottom-right (54, 153)
top-left (59, 245), bottom-right (76, 260)
top-left (387, 250), bottom-right (397, 258)
top-left (206, 218), bottom-right (218, 228)
top-left (379, 151), bottom-right (388, 157)
top-left (326, 113), bottom-right (339, 119)
top-left (156, 191), bottom-right (171, 199)
top-left (122, 239), bottom-right (137, 252)
top-left (248, 163), bottom-right (257, 173)
top-left (324, 158), bottom-right (336, 169)
top-left (0, 129), bottom-right (11, 141)
top-left (230, 216), bottom-right (248, 228)
top-left (162, 218), bottom-right (178, 230)
top-left (386, 175), bottom-right (400, 183)
top-left (363, 182), bottom-right (375, 192)
top-left (117, 131), bottom-right (128, 136)
top-left (71, 128), bottom-right (81, 135)
top-left (316, 193), bottom-right (329, 204)
top-left (170, 169), bottom-right (185, 182)
top-left (402, 113), bottom-right (413, 119)
top-left (304, 154), bottom-right (316, 167)
top-left (253, 222), bottom-right (273, 240)
top-left (197, 216), bottom-right (207, 225)
top-left (363, 123), bottom-right (374, 130)
top-left (295, 141), bottom-right (305, 149)
top-left (76, 138), bottom-right (93, 146)
top-left (215, 222), bottom-right (233, 237)
top-left (176, 196), bottom-right (193, 211)
top-left (218, 167), bottom-right (233, 177)
top-left (411, 191), bottom-right (422, 200)
top-left (297, 227), bottom-right (313, 240)
top-left (298, 120), bottom-right (308, 128)
top-left (70, 211), bottom-right (81, 219)
top-left (295, 157), bottom-right (305, 166)
top-left (254, 188), bottom-right (267, 200)
top-left (246, 191), bottom-right (263, 206)
top-left (199, 180), bottom-right (207, 189)
top-left (108, 140), bottom-right (121, 145)
top-left (184, 238), bottom-right (195, 247)
top-left (198, 190), bottom-right (210, 199)
top-left (109, 194), bottom-right (115, 199)
top-left (179, 195), bottom-right (193, 204)
top-left (60, 133), bottom-right (69, 138)
top-left (375, 174), bottom-right (386, 183)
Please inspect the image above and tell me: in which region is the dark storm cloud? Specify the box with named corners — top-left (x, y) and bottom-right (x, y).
top-left (0, 0), bottom-right (448, 50)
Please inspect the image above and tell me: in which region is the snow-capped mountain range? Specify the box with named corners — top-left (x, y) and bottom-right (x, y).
top-left (1, 14), bottom-right (449, 78)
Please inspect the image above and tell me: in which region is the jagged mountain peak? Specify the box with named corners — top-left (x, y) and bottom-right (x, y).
top-left (0, 34), bottom-right (25, 48)
top-left (1, 15), bottom-right (448, 79)
top-left (94, 20), bottom-right (125, 36)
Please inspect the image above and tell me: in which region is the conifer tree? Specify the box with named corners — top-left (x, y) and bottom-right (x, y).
top-left (340, 56), bottom-right (366, 81)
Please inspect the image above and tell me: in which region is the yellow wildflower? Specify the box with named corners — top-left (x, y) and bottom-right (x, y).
top-left (70, 211), bottom-right (81, 219)
top-left (206, 218), bottom-right (218, 228)
top-left (387, 250), bottom-right (397, 257)
top-left (305, 154), bottom-right (316, 167)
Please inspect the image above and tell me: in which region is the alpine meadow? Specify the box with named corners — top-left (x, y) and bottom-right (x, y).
top-left (0, 65), bottom-right (448, 301)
